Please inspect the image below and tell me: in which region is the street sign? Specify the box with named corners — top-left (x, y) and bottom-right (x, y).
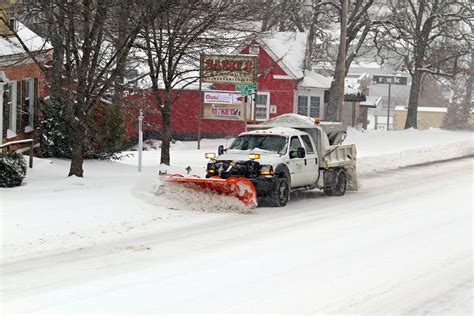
top-left (235, 82), bottom-right (258, 96)
top-left (372, 75), bottom-right (407, 131)
top-left (373, 75), bottom-right (408, 85)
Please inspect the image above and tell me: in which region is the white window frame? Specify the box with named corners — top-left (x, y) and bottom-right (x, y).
top-left (23, 78), bottom-right (35, 132)
top-left (296, 95), bottom-right (321, 118)
top-left (6, 81), bottom-right (17, 138)
top-left (254, 92), bottom-right (270, 121)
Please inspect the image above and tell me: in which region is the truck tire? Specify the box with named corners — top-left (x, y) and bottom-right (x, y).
top-left (324, 169), bottom-right (347, 196)
top-left (271, 177), bottom-right (290, 207)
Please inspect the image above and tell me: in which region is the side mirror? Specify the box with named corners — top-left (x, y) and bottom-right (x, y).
top-left (218, 145), bottom-right (225, 155)
top-left (297, 147), bottom-right (306, 158)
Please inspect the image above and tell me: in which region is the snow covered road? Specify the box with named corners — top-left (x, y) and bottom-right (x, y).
top-left (1, 158), bottom-right (472, 314)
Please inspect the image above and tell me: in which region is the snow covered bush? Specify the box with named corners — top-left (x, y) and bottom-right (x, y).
top-left (0, 152), bottom-right (27, 187)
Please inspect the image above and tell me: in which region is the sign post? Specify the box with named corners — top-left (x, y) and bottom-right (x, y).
top-left (138, 109), bottom-right (143, 172)
top-left (235, 82), bottom-right (258, 131)
top-left (197, 54), bottom-right (204, 150)
top-left (372, 75), bottom-right (408, 131)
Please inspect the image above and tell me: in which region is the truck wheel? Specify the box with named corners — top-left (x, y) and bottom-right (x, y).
top-left (333, 169), bottom-right (347, 196)
top-left (324, 169), bottom-right (346, 196)
top-left (271, 177), bottom-right (290, 207)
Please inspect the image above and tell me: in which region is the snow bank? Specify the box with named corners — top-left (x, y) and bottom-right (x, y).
top-left (358, 140), bottom-right (473, 176)
top-left (346, 128), bottom-right (474, 175)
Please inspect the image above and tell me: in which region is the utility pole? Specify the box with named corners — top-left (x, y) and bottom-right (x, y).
top-left (387, 82), bottom-right (391, 131)
top-left (336, 0), bottom-right (348, 121)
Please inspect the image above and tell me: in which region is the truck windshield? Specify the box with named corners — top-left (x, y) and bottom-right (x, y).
top-left (229, 135), bottom-right (287, 153)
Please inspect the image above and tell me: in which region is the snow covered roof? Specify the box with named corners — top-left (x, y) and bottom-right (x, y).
top-left (257, 32), bottom-right (307, 79)
top-left (0, 22), bottom-right (51, 57)
top-left (254, 113), bottom-right (317, 128)
top-left (243, 126), bottom-right (301, 136)
top-left (395, 106), bottom-right (448, 113)
top-left (300, 71), bottom-right (332, 89)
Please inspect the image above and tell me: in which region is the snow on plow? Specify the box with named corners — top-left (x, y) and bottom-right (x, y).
top-left (159, 174), bottom-right (258, 208)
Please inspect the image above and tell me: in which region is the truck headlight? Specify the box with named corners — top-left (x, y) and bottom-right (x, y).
top-left (259, 165), bottom-right (273, 175)
top-left (205, 152), bottom-right (216, 159)
top-left (207, 163), bottom-right (216, 174)
top-left (249, 153), bottom-right (260, 160)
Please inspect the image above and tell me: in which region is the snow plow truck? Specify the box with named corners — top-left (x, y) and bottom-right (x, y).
top-left (161, 114), bottom-right (358, 208)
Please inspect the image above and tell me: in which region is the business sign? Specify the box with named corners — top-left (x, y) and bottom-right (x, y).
top-left (204, 104), bottom-right (244, 121)
top-left (203, 91), bottom-right (248, 121)
top-left (373, 75), bottom-right (408, 85)
top-left (201, 54), bottom-right (258, 84)
top-left (211, 106), bottom-right (241, 118)
top-left (204, 91), bottom-right (243, 105)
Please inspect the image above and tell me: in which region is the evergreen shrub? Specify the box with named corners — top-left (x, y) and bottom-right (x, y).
top-left (0, 152), bottom-right (27, 187)
top-left (39, 98), bottom-right (129, 160)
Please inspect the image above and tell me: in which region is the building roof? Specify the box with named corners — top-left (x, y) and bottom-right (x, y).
top-left (300, 71), bottom-right (333, 89)
top-left (395, 106), bottom-right (448, 113)
top-left (257, 32), bottom-right (307, 79)
top-left (360, 95), bottom-right (382, 108)
top-left (0, 21), bottom-right (51, 58)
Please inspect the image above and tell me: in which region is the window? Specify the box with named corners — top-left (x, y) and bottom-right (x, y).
top-left (296, 95), bottom-right (321, 118)
top-left (249, 45), bottom-right (259, 55)
top-left (21, 78), bottom-right (35, 131)
top-left (2, 84), bottom-right (8, 139)
top-left (229, 135), bottom-right (286, 153)
top-left (300, 135), bottom-right (315, 154)
top-left (6, 83), bottom-right (14, 133)
top-left (9, 18), bottom-right (16, 30)
top-left (309, 96), bottom-right (320, 117)
top-left (22, 80), bottom-right (30, 129)
top-left (255, 93), bottom-right (269, 121)
top-left (289, 136), bottom-right (302, 158)
top-left (297, 96), bottom-right (307, 116)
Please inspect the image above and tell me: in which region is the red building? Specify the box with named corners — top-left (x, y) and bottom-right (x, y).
top-left (128, 32), bottom-right (334, 140)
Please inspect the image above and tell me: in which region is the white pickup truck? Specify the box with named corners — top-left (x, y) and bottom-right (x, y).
top-left (205, 114), bottom-right (358, 207)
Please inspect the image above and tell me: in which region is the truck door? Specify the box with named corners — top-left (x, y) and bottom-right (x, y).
top-left (300, 134), bottom-right (319, 185)
top-left (287, 136), bottom-right (305, 187)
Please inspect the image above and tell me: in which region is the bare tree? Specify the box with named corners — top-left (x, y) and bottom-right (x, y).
top-left (325, 0), bottom-right (376, 121)
top-left (138, 0), bottom-right (255, 165)
top-left (375, 0), bottom-right (472, 129)
top-left (259, 0), bottom-right (307, 32)
top-left (7, 0), bottom-right (144, 177)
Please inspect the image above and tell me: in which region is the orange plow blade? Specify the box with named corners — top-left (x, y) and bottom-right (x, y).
top-left (160, 174), bottom-right (257, 208)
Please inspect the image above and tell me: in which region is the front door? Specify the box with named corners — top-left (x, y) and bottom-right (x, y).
top-left (287, 136), bottom-right (305, 187)
top-left (300, 134), bottom-right (319, 185)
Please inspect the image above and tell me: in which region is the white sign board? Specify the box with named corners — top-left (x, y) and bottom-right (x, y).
top-left (204, 92), bottom-right (233, 104)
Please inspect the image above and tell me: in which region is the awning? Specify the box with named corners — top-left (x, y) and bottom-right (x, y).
top-left (359, 95), bottom-right (381, 108)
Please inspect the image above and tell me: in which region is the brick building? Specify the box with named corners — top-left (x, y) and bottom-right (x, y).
top-left (0, 9), bottom-right (52, 152)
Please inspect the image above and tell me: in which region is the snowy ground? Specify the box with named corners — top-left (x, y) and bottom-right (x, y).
top-left (1, 128), bottom-right (473, 314)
